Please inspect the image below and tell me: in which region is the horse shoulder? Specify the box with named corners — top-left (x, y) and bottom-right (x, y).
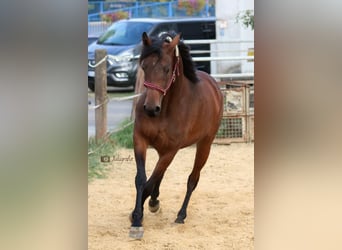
top-left (196, 71), bottom-right (223, 104)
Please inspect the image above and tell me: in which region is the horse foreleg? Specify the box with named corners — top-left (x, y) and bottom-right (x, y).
top-left (175, 139), bottom-right (212, 224)
top-left (130, 140), bottom-right (147, 239)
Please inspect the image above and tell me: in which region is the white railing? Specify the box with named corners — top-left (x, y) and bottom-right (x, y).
top-left (184, 39), bottom-right (254, 80)
top-left (193, 56), bottom-right (253, 61)
top-left (88, 38), bottom-right (255, 80)
top-left (184, 39), bottom-right (254, 44)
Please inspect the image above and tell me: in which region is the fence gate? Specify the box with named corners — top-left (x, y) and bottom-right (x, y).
top-left (215, 80), bottom-right (254, 144)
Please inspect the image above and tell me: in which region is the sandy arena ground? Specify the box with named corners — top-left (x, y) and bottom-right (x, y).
top-left (88, 143), bottom-right (254, 249)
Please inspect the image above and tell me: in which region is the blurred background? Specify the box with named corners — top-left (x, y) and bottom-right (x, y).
top-left (1, 0), bottom-right (342, 249)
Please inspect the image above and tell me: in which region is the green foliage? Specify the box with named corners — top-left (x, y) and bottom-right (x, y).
top-left (110, 119), bottom-right (134, 149)
top-left (88, 136), bottom-right (116, 182)
top-left (101, 11), bottom-right (129, 23)
top-left (236, 10), bottom-right (254, 30)
top-left (178, 0), bottom-right (206, 15)
top-left (88, 119), bottom-right (134, 182)
top-left (88, 4), bottom-right (95, 11)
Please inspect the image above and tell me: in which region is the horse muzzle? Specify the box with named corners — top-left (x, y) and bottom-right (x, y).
top-left (143, 104), bottom-right (161, 117)
top-left (143, 88), bottom-right (163, 117)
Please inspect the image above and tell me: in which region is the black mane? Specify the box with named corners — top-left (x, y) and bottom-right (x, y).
top-left (140, 32), bottom-right (199, 83)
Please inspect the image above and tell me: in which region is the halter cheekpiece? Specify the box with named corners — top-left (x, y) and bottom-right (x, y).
top-left (143, 38), bottom-right (180, 96)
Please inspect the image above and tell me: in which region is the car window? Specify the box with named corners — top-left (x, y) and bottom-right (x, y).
top-left (150, 23), bottom-right (177, 37)
top-left (176, 21), bottom-right (216, 40)
top-left (97, 21), bottom-right (154, 45)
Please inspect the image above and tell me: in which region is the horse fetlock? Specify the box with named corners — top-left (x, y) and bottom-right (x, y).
top-left (129, 211), bottom-right (144, 224)
top-left (174, 216), bottom-right (185, 224)
top-left (175, 211), bottom-right (186, 224)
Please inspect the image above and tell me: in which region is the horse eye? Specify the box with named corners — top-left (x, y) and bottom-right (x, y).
top-left (164, 66), bottom-right (170, 74)
top-left (140, 60), bottom-right (146, 70)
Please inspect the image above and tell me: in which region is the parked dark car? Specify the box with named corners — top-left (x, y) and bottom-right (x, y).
top-left (88, 17), bottom-right (216, 91)
top-left (88, 36), bottom-right (99, 45)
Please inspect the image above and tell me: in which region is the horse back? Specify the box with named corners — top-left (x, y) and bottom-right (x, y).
top-left (179, 70), bottom-right (223, 144)
top-left (194, 70), bottom-right (223, 124)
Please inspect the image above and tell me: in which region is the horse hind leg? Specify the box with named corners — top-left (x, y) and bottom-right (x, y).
top-left (148, 176), bottom-right (163, 213)
top-left (144, 151), bottom-right (177, 213)
top-left (175, 138), bottom-right (213, 224)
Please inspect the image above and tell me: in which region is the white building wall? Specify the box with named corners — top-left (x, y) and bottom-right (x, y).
top-left (213, 0), bottom-right (254, 75)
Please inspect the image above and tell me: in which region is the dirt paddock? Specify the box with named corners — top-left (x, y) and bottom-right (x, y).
top-left (88, 143), bottom-right (254, 249)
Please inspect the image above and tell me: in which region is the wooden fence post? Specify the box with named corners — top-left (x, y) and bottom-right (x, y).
top-left (95, 49), bottom-right (107, 143)
top-left (131, 66), bottom-right (145, 120)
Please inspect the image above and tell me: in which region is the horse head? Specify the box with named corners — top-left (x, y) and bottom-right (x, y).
top-left (140, 32), bottom-right (181, 117)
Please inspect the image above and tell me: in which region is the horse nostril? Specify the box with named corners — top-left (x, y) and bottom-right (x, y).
top-left (143, 104), bottom-right (160, 117)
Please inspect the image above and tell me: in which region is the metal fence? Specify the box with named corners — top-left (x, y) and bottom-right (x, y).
top-left (88, 21), bottom-right (112, 37)
top-left (186, 39), bottom-right (254, 143)
top-left (215, 81), bottom-right (254, 143)
top-left (88, 1), bottom-right (215, 22)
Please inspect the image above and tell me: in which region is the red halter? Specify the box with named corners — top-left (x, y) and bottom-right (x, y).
top-left (143, 53), bottom-right (180, 96)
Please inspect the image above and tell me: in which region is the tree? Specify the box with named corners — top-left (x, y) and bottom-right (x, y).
top-left (236, 10), bottom-right (254, 30)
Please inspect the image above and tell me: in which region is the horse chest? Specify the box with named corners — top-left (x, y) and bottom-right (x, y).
top-left (144, 121), bottom-right (183, 149)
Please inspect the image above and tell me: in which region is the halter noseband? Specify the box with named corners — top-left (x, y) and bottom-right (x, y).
top-left (143, 44), bottom-right (180, 96)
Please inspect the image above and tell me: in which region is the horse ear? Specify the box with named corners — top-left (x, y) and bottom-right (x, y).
top-left (169, 33), bottom-right (181, 49)
top-left (142, 32), bottom-right (151, 46)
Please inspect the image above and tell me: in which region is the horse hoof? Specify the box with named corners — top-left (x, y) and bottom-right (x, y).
top-left (174, 217), bottom-right (185, 224)
top-left (129, 226), bottom-right (144, 239)
top-left (148, 200), bottom-right (160, 213)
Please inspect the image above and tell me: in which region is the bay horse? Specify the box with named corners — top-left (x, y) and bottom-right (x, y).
top-left (130, 31), bottom-right (223, 239)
